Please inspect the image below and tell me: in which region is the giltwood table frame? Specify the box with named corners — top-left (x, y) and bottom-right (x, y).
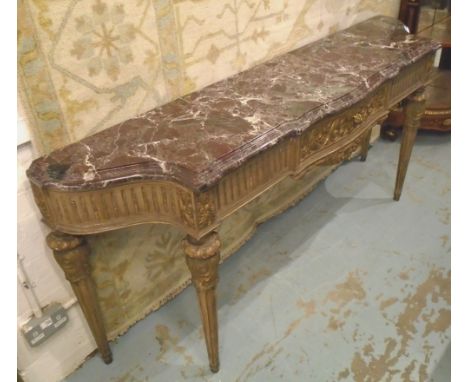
top-left (31, 53), bottom-right (433, 372)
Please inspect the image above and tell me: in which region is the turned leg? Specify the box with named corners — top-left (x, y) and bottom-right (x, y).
top-left (360, 128), bottom-right (373, 162)
top-left (394, 87), bottom-right (426, 201)
top-left (46, 231), bottom-right (112, 364)
top-left (183, 232), bottom-right (221, 373)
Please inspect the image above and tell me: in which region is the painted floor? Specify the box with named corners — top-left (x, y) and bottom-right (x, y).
top-left (66, 132), bottom-right (450, 382)
top-left (430, 345), bottom-right (450, 382)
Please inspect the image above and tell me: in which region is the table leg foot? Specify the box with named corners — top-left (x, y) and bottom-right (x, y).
top-left (46, 231), bottom-right (112, 364)
top-left (394, 87), bottom-right (426, 201)
top-left (183, 232), bottom-right (221, 373)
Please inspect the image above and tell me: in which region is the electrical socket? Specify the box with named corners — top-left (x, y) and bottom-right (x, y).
top-left (21, 303), bottom-right (68, 347)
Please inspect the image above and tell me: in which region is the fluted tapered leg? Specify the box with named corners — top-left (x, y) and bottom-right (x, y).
top-left (46, 231), bottom-right (112, 364)
top-left (360, 128), bottom-right (373, 162)
top-left (394, 87), bottom-right (426, 201)
top-left (183, 232), bottom-right (221, 373)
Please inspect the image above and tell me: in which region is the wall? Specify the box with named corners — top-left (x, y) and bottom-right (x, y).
top-left (18, 142), bottom-right (97, 381)
top-left (17, 1), bottom-right (400, 381)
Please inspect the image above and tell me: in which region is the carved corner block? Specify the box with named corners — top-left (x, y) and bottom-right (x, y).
top-left (194, 192), bottom-right (218, 233)
top-left (47, 232), bottom-right (90, 282)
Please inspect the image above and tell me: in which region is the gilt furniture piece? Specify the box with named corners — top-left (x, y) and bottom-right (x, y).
top-left (27, 16), bottom-right (438, 373)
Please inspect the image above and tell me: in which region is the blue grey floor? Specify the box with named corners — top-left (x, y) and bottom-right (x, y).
top-left (431, 345), bottom-right (450, 382)
top-left (66, 133), bottom-right (451, 382)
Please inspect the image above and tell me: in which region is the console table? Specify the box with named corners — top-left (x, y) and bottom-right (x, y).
top-left (26, 16), bottom-right (438, 373)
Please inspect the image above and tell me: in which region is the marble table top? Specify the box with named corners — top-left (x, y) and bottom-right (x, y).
top-left (27, 16), bottom-right (439, 192)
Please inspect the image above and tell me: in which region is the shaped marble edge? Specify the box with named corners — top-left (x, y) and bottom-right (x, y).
top-left (27, 16), bottom-right (440, 194)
